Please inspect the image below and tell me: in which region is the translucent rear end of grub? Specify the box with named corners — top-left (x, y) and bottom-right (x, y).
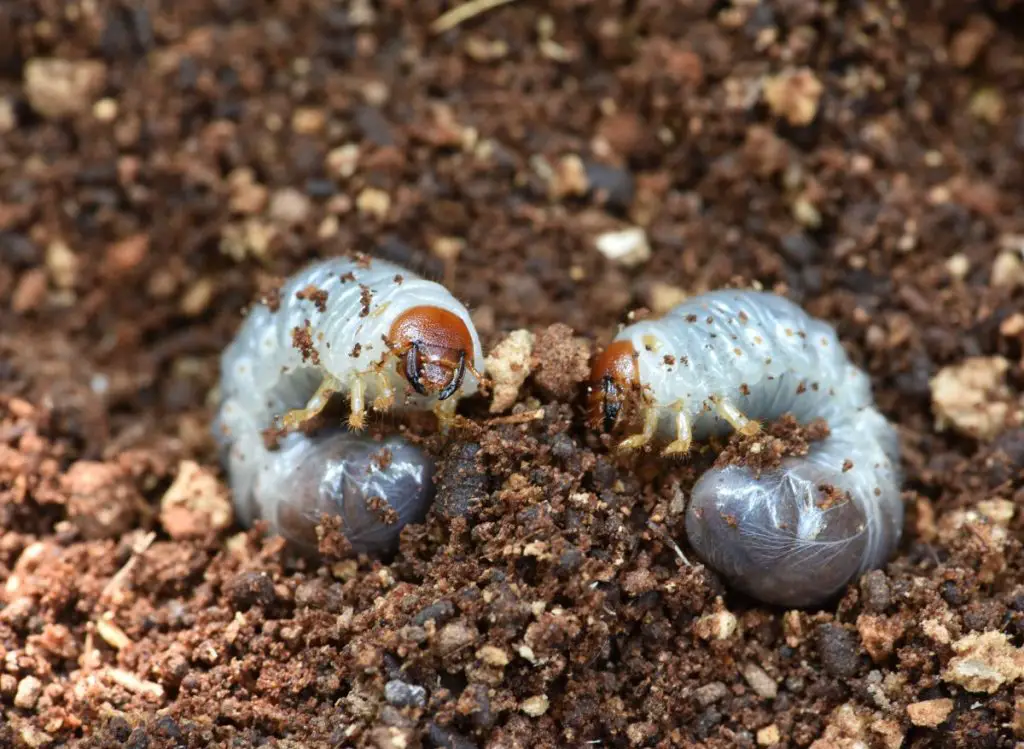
top-left (253, 431), bottom-right (436, 556)
top-left (686, 412), bottom-right (903, 608)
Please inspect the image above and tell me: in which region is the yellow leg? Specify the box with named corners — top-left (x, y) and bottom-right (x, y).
top-left (712, 396), bottom-right (760, 436)
top-left (662, 405), bottom-right (693, 456)
top-left (281, 376), bottom-right (340, 431)
top-left (433, 399), bottom-right (458, 434)
top-left (348, 377), bottom-right (367, 431)
top-left (617, 406), bottom-right (659, 452)
top-left (372, 371), bottom-right (396, 412)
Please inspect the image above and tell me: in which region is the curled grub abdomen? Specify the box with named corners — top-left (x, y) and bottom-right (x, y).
top-left (687, 463), bottom-right (872, 607)
top-left (263, 432), bottom-right (435, 556)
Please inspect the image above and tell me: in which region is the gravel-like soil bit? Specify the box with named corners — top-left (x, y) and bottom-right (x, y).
top-left (531, 323), bottom-right (592, 401)
top-left (384, 679), bottom-right (427, 708)
top-left (986, 428), bottom-right (1024, 485)
top-left (159, 460), bottom-right (233, 541)
top-left (124, 728), bottom-right (149, 749)
top-left (226, 571), bottom-right (278, 611)
top-left (815, 623), bottom-right (863, 678)
top-left (435, 441), bottom-right (489, 519)
top-left (426, 722), bottom-right (479, 749)
top-left (583, 160), bottom-right (635, 212)
top-left (61, 460), bottom-right (145, 540)
top-left (104, 716), bottom-right (132, 742)
top-left (414, 599), bottom-right (456, 627)
top-left (859, 570), bottom-right (892, 614)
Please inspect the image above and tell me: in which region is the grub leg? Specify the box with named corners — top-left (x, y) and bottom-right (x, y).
top-left (281, 376), bottom-right (340, 431)
top-left (662, 405), bottom-right (693, 456)
top-left (617, 406), bottom-right (659, 452)
top-left (711, 396), bottom-right (760, 436)
top-left (348, 377), bottom-right (367, 431)
top-left (372, 371), bottom-right (396, 412)
top-left (433, 398), bottom-right (458, 434)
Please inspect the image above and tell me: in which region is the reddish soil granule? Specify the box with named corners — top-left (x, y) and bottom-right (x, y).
top-left (296, 285), bottom-right (329, 313)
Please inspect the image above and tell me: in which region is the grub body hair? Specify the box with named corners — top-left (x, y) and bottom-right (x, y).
top-left (610, 290), bottom-right (903, 607)
top-left (213, 255), bottom-right (482, 544)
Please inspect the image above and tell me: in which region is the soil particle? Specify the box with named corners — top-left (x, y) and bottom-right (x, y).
top-left (858, 570), bottom-right (892, 614)
top-left (434, 441), bottom-right (488, 520)
top-left (942, 630), bottom-right (1024, 693)
top-left (530, 323), bottom-right (592, 402)
top-left (594, 226), bottom-right (652, 268)
top-left (268, 187), bottom-right (311, 227)
top-left (13, 675), bottom-right (42, 709)
top-left (413, 600), bottom-right (456, 628)
top-left (295, 284), bottom-right (328, 312)
top-left (855, 614), bottom-right (904, 663)
top-left (907, 697), bottom-right (954, 728)
top-left (742, 663), bottom-right (778, 700)
top-left (931, 356), bottom-right (1022, 440)
top-left (23, 58), bottom-right (107, 120)
top-left (991, 249), bottom-right (1024, 290)
top-left (583, 160), bottom-right (635, 213)
top-left (62, 460), bottom-right (144, 540)
top-left (815, 623), bottom-right (862, 678)
top-left (986, 428), bottom-right (1024, 485)
top-left (695, 607), bottom-right (739, 641)
top-left (762, 68), bottom-right (823, 127)
top-left (714, 414), bottom-right (830, 474)
top-left (426, 722), bottom-right (479, 749)
top-left (385, 679), bottom-right (428, 709)
top-left (291, 322), bottom-right (320, 365)
top-left (484, 329), bottom-right (535, 414)
top-left (159, 460), bottom-right (232, 541)
top-left (226, 571), bottom-right (278, 612)
top-left (694, 681), bottom-right (729, 707)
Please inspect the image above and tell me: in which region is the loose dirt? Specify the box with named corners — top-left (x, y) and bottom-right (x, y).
top-left (0, 1), bottom-right (1022, 747)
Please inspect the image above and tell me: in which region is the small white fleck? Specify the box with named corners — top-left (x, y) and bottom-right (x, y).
top-left (90, 374), bottom-right (109, 395)
top-left (594, 227), bottom-right (652, 268)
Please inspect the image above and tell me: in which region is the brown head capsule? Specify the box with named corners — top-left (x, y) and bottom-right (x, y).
top-left (388, 305), bottom-right (475, 400)
top-left (587, 340), bottom-right (640, 433)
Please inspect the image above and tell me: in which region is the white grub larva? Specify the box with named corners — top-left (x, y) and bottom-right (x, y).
top-left (213, 253), bottom-right (484, 544)
top-left (587, 290), bottom-right (903, 607)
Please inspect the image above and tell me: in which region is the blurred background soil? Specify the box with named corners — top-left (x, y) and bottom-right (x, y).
top-left (0, 0), bottom-right (1023, 747)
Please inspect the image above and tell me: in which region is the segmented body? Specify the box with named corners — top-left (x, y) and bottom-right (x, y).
top-left (213, 254), bottom-right (483, 541)
top-left (590, 290), bottom-right (903, 607)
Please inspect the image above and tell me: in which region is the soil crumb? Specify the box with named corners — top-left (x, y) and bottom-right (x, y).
top-left (713, 413), bottom-right (831, 474)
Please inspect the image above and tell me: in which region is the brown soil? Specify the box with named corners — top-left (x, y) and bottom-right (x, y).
top-left (1, 1), bottom-right (1023, 748)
